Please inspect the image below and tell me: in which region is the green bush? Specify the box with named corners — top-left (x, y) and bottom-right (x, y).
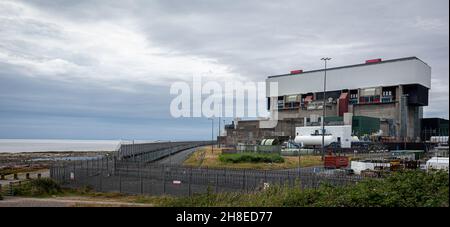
top-left (13, 178), bottom-right (62, 197)
top-left (163, 170), bottom-right (449, 207)
top-left (219, 152), bottom-right (284, 163)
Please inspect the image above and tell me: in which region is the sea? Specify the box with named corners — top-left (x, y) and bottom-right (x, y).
top-left (0, 139), bottom-right (123, 153)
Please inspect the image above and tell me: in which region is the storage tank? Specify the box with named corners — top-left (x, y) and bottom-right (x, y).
top-left (295, 125), bottom-right (353, 148)
top-left (294, 135), bottom-right (334, 147)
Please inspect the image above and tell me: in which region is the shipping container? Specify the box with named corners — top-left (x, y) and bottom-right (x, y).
top-left (324, 155), bottom-right (349, 169)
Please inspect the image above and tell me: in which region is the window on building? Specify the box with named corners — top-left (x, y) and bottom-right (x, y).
top-left (286, 95), bottom-right (297, 102)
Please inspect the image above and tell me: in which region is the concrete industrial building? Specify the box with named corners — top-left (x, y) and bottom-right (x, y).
top-left (220, 57), bottom-right (432, 146)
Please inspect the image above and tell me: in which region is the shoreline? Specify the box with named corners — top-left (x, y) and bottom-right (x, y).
top-left (0, 151), bottom-right (114, 170)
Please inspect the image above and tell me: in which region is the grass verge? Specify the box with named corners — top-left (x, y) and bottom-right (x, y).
top-left (183, 147), bottom-right (322, 170)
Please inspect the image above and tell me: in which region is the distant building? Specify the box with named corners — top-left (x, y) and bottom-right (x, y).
top-left (222, 57), bottom-right (432, 146)
top-left (421, 118), bottom-right (449, 141)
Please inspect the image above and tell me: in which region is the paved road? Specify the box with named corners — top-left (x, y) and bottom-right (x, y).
top-left (152, 147), bottom-right (199, 165)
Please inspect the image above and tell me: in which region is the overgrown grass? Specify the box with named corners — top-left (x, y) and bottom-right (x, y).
top-left (184, 147), bottom-right (321, 170)
top-left (162, 170), bottom-right (449, 207)
top-left (219, 152), bottom-right (284, 163)
top-left (13, 178), bottom-right (62, 197)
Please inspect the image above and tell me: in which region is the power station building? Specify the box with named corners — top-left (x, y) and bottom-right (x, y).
top-left (221, 57), bottom-right (432, 146)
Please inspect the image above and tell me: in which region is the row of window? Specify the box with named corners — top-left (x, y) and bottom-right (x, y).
top-left (382, 90), bottom-right (393, 96)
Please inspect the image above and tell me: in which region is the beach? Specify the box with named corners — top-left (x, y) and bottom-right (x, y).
top-left (0, 139), bottom-right (118, 174)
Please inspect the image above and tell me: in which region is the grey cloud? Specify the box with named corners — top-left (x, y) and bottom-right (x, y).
top-left (0, 0), bottom-right (448, 139)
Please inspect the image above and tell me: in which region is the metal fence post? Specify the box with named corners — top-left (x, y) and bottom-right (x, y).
top-left (224, 168), bottom-right (227, 185)
top-left (113, 156), bottom-right (116, 176)
top-left (215, 172), bottom-right (218, 193)
top-left (9, 182), bottom-right (14, 196)
top-left (264, 170), bottom-right (267, 183)
top-left (126, 162), bottom-right (128, 178)
top-left (140, 163), bottom-right (143, 195)
top-left (62, 166), bottom-right (66, 184)
top-left (163, 165), bottom-right (166, 195)
top-left (119, 168), bottom-right (122, 193)
top-left (188, 167), bottom-right (192, 196)
top-left (148, 167), bottom-right (152, 195)
top-left (242, 169), bottom-right (246, 192)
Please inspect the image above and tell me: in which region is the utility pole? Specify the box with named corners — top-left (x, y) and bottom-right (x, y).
top-left (218, 116), bottom-right (221, 148)
top-left (209, 118), bottom-right (214, 154)
top-left (321, 57), bottom-right (331, 160)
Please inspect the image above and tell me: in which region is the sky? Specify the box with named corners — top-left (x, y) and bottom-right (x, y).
top-left (0, 0), bottom-right (448, 140)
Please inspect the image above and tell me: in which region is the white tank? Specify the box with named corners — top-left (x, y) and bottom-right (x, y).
top-left (351, 136), bottom-right (360, 142)
top-left (294, 135), bottom-right (334, 147)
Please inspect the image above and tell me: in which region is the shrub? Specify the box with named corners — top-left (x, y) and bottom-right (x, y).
top-left (219, 152), bottom-right (284, 163)
top-left (13, 178), bottom-right (62, 197)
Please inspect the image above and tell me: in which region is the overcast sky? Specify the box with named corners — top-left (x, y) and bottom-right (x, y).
top-left (0, 0), bottom-right (448, 140)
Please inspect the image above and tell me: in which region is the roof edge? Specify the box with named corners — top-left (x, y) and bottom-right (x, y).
top-left (268, 56), bottom-right (429, 79)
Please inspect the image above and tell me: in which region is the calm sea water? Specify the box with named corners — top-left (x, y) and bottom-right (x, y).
top-left (0, 139), bottom-right (121, 153)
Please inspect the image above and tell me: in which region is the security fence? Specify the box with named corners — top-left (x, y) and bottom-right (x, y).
top-left (50, 157), bottom-right (366, 197)
top-left (116, 141), bottom-right (212, 161)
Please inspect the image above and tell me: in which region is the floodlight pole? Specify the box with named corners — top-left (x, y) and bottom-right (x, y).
top-left (209, 118), bottom-right (214, 154)
top-left (321, 57), bottom-right (331, 160)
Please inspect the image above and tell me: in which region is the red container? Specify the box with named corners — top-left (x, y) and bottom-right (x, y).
top-left (365, 58), bottom-right (382, 64)
top-left (338, 92), bottom-right (349, 116)
top-left (290, 69), bottom-right (303, 74)
top-left (324, 156), bottom-right (349, 169)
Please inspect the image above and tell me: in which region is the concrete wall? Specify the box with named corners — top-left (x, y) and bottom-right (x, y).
top-left (353, 103), bottom-right (397, 119)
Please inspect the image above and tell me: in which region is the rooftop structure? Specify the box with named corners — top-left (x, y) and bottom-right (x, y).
top-left (222, 57), bottom-right (433, 147)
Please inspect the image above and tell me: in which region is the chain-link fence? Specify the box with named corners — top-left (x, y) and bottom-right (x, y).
top-left (50, 157), bottom-right (366, 197)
